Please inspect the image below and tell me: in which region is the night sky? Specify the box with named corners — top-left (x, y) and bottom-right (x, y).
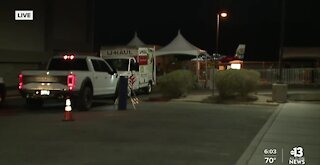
top-left (94, 0), bottom-right (320, 61)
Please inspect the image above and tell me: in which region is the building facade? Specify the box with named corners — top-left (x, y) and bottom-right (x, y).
top-left (0, 0), bottom-right (94, 86)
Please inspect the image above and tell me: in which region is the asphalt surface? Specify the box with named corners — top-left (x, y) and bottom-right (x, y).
top-left (1, 88), bottom-right (319, 165)
top-left (0, 97), bottom-right (274, 165)
top-left (237, 102), bottom-right (320, 165)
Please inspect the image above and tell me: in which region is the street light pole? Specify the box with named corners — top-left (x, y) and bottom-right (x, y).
top-left (213, 12), bottom-right (227, 96)
top-left (278, 0), bottom-right (286, 83)
top-left (216, 13), bottom-right (220, 54)
top-left (216, 12), bottom-right (227, 55)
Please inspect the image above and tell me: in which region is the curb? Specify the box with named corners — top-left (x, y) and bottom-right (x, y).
top-left (250, 102), bottom-right (279, 106)
top-left (171, 99), bottom-right (280, 106)
top-left (171, 99), bottom-right (204, 102)
top-left (235, 104), bottom-right (284, 165)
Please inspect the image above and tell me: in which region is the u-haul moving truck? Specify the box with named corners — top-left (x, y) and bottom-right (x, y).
top-left (100, 46), bottom-right (156, 94)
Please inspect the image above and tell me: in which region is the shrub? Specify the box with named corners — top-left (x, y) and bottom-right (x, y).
top-left (215, 69), bottom-right (260, 98)
top-left (157, 70), bottom-right (197, 98)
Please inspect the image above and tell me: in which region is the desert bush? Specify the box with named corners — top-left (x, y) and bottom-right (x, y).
top-left (157, 70), bottom-right (197, 98)
top-left (215, 69), bottom-right (260, 98)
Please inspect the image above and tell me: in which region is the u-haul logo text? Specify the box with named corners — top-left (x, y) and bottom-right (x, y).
top-left (15, 10), bottom-right (33, 20)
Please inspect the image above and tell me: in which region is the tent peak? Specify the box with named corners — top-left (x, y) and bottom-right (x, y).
top-left (127, 32), bottom-right (146, 46)
top-left (155, 30), bottom-right (206, 57)
top-left (134, 31), bottom-right (138, 37)
top-left (178, 29), bottom-right (181, 35)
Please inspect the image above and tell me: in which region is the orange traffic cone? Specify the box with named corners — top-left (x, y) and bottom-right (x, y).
top-left (63, 98), bottom-right (74, 121)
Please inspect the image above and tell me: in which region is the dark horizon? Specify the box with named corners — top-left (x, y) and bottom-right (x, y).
top-left (94, 0), bottom-right (320, 61)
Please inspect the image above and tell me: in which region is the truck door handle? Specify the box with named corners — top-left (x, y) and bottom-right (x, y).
top-left (95, 76), bottom-right (98, 79)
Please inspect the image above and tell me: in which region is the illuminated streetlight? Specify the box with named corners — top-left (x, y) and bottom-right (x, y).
top-left (220, 12), bottom-right (227, 18)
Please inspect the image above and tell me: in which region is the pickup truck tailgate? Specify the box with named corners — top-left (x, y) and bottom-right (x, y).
top-left (23, 75), bottom-right (66, 84)
top-left (20, 71), bottom-right (71, 90)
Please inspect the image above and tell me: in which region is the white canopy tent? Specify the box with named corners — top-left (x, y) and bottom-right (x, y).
top-left (155, 30), bottom-right (210, 88)
top-left (155, 30), bottom-right (207, 57)
top-left (127, 32), bottom-right (146, 46)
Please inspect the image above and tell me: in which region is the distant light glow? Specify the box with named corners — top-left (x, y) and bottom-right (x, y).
top-left (64, 54), bottom-right (76, 60)
top-left (18, 74), bottom-right (23, 89)
top-left (220, 12), bottom-right (228, 17)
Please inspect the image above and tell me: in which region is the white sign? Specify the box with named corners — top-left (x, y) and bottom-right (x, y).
top-left (230, 63), bottom-right (241, 69)
top-left (101, 48), bottom-right (138, 57)
top-left (15, 10), bottom-right (33, 20)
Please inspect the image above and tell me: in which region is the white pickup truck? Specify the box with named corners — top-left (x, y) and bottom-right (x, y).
top-left (19, 55), bottom-right (119, 110)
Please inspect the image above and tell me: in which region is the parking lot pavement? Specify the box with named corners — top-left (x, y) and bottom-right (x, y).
top-left (236, 102), bottom-right (320, 165)
top-left (3, 88), bottom-right (318, 164)
top-left (0, 100), bottom-right (275, 165)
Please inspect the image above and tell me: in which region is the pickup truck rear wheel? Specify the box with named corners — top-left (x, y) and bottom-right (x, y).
top-left (0, 85), bottom-right (5, 106)
top-left (113, 84), bottom-right (120, 102)
top-left (0, 92), bottom-right (4, 106)
top-left (77, 86), bottom-right (93, 111)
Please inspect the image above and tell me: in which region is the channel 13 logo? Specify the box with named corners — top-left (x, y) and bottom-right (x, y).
top-left (289, 146), bottom-right (306, 164)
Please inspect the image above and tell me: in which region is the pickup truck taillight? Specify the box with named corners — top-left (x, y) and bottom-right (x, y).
top-left (67, 74), bottom-right (76, 91)
top-left (18, 74), bottom-right (23, 90)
